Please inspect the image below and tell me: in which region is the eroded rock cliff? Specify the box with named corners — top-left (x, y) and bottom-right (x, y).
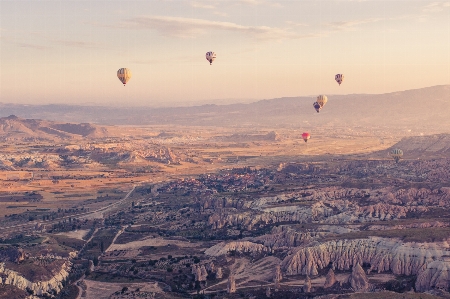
top-left (204, 241), bottom-right (268, 256)
top-left (348, 263), bottom-right (369, 292)
top-left (282, 237), bottom-right (448, 277)
top-left (415, 259), bottom-right (450, 292)
top-left (0, 261), bottom-right (72, 296)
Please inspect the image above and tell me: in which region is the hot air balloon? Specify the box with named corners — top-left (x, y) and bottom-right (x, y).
top-left (335, 74), bottom-right (344, 86)
top-left (313, 95), bottom-right (328, 113)
top-left (390, 149), bottom-right (403, 163)
top-left (206, 51), bottom-right (216, 65)
top-left (117, 68), bottom-right (132, 86)
top-left (302, 132), bottom-right (310, 143)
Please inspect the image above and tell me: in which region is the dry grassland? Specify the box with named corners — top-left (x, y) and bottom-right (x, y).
top-left (83, 280), bottom-right (164, 299)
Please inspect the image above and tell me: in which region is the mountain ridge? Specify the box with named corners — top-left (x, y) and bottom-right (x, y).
top-left (0, 85), bottom-right (449, 133)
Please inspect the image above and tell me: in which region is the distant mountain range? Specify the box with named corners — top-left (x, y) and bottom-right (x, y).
top-left (1, 85), bottom-right (449, 133)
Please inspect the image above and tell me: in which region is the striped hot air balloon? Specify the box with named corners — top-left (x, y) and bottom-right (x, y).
top-left (390, 149), bottom-right (403, 163)
top-left (313, 95), bottom-right (328, 113)
top-left (302, 132), bottom-right (310, 143)
top-left (335, 74), bottom-right (344, 86)
top-left (206, 52), bottom-right (216, 65)
top-left (117, 68), bottom-right (132, 86)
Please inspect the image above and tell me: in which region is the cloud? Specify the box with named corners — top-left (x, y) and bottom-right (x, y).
top-left (190, 1), bottom-right (215, 9)
top-left (234, 0), bottom-right (260, 5)
top-left (230, 0), bottom-right (283, 6)
top-left (213, 11), bottom-right (228, 17)
top-left (53, 40), bottom-right (98, 48)
top-left (422, 1), bottom-right (450, 13)
top-left (285, 21), bottom-right (309, 27)
top-left (117, 15), bottom-right (301, 40)
top-left (419, 2), bottom-right (450, 22)
top-left (269, 2), bottom-right (283, 8)
top-left (326, 18), bottom-right (382, 31)
top-left (190, 1), bottom-right (228, 16)
top-left (16, 43), bottom-right (48, 50)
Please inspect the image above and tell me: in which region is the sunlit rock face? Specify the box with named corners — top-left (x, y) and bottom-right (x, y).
top-left (415, 259), bottom-right (450, 292)
top-left (0, 261), bottom-right (72, 296)
top-left (348, 263), bottom-right (369, 292)
top-left (282, 237), bottom-right (449, 279)
top-left (204, 241), bottom-right (268, 256)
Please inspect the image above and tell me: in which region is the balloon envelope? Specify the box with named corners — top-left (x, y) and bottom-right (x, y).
top-left (335, 74), bottom-right (344, 85)
top-left (206, 51), bottom-right (216, 65)
top-left (117, 68), bottom-right (132, 86)
top-left (313, 95), bottom-right (327, 113)
top-left (390, 148), bottom-right (403, 163)
top-left (302, 132), bottom-right (310, 142)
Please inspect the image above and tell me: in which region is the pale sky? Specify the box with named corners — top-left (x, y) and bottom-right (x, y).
top-left (1, 0), bottom-right (450, 106)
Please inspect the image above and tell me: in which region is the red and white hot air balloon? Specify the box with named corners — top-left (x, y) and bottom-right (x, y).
top-left (302, 132), bottom-right (311, 143)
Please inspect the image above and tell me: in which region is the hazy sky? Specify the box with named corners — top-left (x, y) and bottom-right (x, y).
top-left (1, 0), bottom-right (450, 106)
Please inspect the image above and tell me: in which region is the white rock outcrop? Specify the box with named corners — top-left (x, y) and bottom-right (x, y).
top-left (274, 264), bottom-right (282, 283)
top-left (0, 261), bottom-right (72, 296)
top-left (348, 263), bottom-right (369, 292)
top-left (415, 259), bottom-right (450, 292)
top-left (205, 241), bottom-right (268, 256)
top-left (283, 237), bottom-right (449, 277)
top-left (207, 186), bottom-right (448, 230)
top-left (227, 275), bottom-right (236, 293)
top-left (252, 226), bottom-right (325, 250)
top-left (304, 275), bottom-right (311, 293)
top-left (191, 264), bottom-right (208, 281)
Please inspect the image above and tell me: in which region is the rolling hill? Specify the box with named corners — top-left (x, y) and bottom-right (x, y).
top-left (0, 115), bottom-right (109, 141)
top-left (0, 85), bottom-right (449, 134)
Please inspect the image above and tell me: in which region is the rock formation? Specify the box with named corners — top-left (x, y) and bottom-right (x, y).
top-left (348, 263), bottom-right (369, 292)
top-left (204, 241), bottom-right (268, 256)
top-left (216, 267), bottom-right (223, 279)
top-left (283, 237), bottom-right (448, 277)
top-left (208, 262), bottom-right (215, 273)
top-left (208, 202), bottom-right (334, 230)
top-left (304, 275), bottom-right (311, 293)
top-left (0, 247), bottom-right (26, 264)
top-left (415, 259), bottom-right (450, 292)
top-left (0, 261), bottom-right (72, 296)
top-left (206, 185), bottom-right (448, 230)
top-left (191, 264), bottom-right (208, 281)
top-left (227, 274), bottom-right (236, 293)
top-left (324, 268), bottom-right (336, 288)
top-left (200, 265), bottom-right (208, 281)
top-left (252, 226), bottom-right (325, 250)
top-left (274, 264), bottom-right (282, 288)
